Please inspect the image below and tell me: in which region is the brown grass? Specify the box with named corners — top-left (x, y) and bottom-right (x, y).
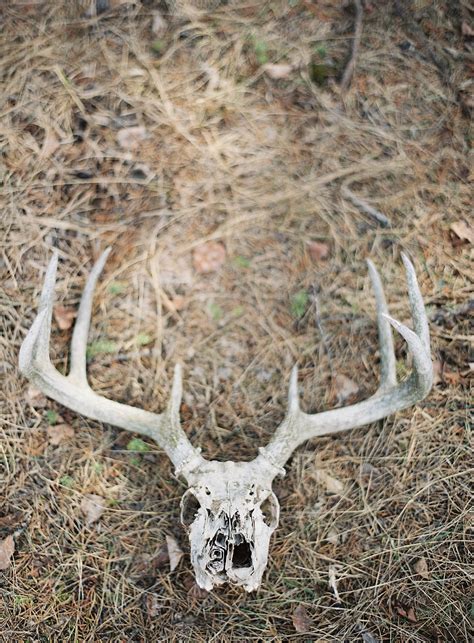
top-left (1, 1), bottom-right (472, 640)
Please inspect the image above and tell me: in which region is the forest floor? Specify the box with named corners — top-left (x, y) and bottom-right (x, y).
top-left (1, 1), bottom-right (472, 641)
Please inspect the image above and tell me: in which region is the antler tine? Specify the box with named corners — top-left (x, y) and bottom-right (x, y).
top-left (367, 258), bottom-right (396, 392)
top-left (35, 250), bottom-right (59, 365)
top-left (19, 251), bottom-right (204, 475)
top-left (256, 256), bottom-right (433, 472)
top-left (401, 252), bottom-right (430, 354)
top-left (69, 247), bottom-right (111, 384)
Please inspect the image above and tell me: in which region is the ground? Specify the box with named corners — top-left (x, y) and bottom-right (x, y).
top-left (0, 1), bottom-right (472, 641)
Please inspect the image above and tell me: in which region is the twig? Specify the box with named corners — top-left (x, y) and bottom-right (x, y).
top-left (341, 183), bottom-right (391, 227)
top-left (340, 0), bottom-right (364, 92)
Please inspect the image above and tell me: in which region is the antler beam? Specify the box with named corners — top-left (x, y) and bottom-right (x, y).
top-left (19, 249), bottom-right (203, 473)
top-left (256, 254), bottom-right (433, 471)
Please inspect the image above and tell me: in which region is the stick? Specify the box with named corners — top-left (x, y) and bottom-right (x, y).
top-left (340, 0), bottom-right (364, 92)
top-left (341, 183), bottom-right (391, 227)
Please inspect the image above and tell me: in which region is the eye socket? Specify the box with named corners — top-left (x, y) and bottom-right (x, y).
top-left (260, 492), bottom-right (279, 529)
top-left (180, 490), bottom-right (202, 527)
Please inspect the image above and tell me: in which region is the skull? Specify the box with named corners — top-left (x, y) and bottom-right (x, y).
top-left (180, 459), bottom-right (282, 591)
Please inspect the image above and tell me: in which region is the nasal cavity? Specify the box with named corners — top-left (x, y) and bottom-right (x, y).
top-left (232, 541), bottom-right (252, 568)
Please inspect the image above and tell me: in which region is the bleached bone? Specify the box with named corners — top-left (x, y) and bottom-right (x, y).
top-left (19, 249), bottom-right (432, 591)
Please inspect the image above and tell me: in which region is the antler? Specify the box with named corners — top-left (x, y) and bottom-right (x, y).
top-left (256, 254), bottom-right (433, 471)
top-left (19, 249), bottom-right (203, 474)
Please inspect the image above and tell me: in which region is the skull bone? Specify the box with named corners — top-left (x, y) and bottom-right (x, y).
top-left (180, 459), bottom-right (281, 591)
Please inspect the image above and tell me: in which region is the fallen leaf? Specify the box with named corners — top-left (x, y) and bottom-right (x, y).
top-left (187, 582), bottom-right (209, 599)
top-left (151, 544), bottom-right (170, 570)
top-left (328, 565), bottom-right (341, 602)
top-left (26, 429), bottom-right (47, 456)
top-left (80, 494), bottom-right (105, 526)
top-left (358, 624), bottom-right (380, 643)
top-left (53, 305), bottom-right (76, 330)
top-left (262, 63), bottom-right (293, 79)
top-left (461, 21), bottom-right (474, 37)
top-left (47, 423), bottom-right (75, 445)
top-left (292, 605), bottom-right (311, 633)
top-left (450, 220), bottom-right (473, 244)
top-left (396, 605), bottom-right (417, 622)
top-left (432, 358), bottom-right (443, 385)
top-left (0, 535), bottom-right (15, 571)
top-left (151, 10), bottom-right (167, 36)
top-left (333, 373), bottom-right (359, 404)
top-left (40, 130), bottom-right (60, 159)
top-left (25, 384), bottom-right (47, 407)
top-left (326, 529), bottom-right (339, 545)
top-left (202, 64), bottom-right (220, 91)
top-left (170, 295), bottom-right (186, 311)
top-left (165, 534), bottom-right (184, 572)
top-left (0, 512), bottom-right (24, 532)
top-left (360, 462), bottom-right (381, 477)
top-left (307, 240), bottom-right (330, 262)
top-left (315, 470), bottom-right (344, 494)
top-left (444, 369), bottom-right (462, 385)
top-left (193, 241), bottom-right (226, 274)
top-left (146, 593), bottom-right (164, 617)
top-left (116, 126), bottom-right (147, 150)
top-left (403, 605), bottom-right (417, 621)
top-left (413, 557), bottom-right (430, 579)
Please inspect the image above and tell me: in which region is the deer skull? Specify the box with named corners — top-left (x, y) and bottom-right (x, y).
top-left (179, 458), bottom-right (282, 591)
top-left (19, 249), bottom-right (433, 591)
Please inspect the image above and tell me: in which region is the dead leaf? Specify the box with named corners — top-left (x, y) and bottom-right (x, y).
top-left (0, 535), bottom-right (15, 571)
top-left (165, 534), bottom-right (184, 572)
top-left (151, 10), bottom-right (167, 36)
top-left (360, 462), bottom-right (381, 477)
top-left (315, 470), bottom-right (344, 494)
top-left (263, 63), bottom-right (293, 79)
top-left (292, 605), bottom-right (311, 633)
top-left (80, 494), bottom-right (105, 526)
top-left (432, 358), bottom-right (443, 385)
top-left (396, 605), bottom-right (417, 622)
top-left (40, 130), bottom-right (60, 159)
top-left (146, 593), bottom-right (164, 617)
top-left (413, 557), bottom-right (430, 579)
top-left (53, 305), bottom-right (76, 330)
top-left (47, 423), bottom-right (75, 445)
top-left (171, 295), bottom-right (186, 310)
top-left (328, 565), bottom-right (341, 602)
top-left (187, 581), bottom-right (209, 599)
top-left (26, 429), bottom-right (47, 456)
top-left (150, 543), bottom-right (170, 571)
top-left (116, 126), bottom-right (147, 150)
top-left (0, 512), bottom-right (24, 532)
top-left (25, 384), bottom-right (47, 407)
top-left (193, 241), bottom-right (226, 274)
top-left (444, 369), bottom-right (462, 385)
top-left (307, 240), bottom-right (330, 262)
top-left (333, 373), bottom-right (359, 404)
top-left (461, 21), bottom-right (474, 37)
top-left (450, 221), bottom-right (473, 244)
top-left (358, 624), bottom-right (380, 643)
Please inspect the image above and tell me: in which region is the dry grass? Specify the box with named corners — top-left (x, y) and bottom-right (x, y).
top-left (1, 1), bottom-right (472, 640)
